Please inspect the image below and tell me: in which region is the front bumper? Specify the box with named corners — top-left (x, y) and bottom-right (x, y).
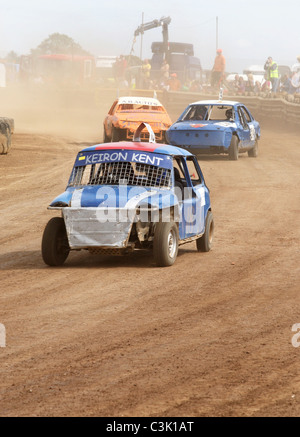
top-left (63, 207), bottom-right (134, 249)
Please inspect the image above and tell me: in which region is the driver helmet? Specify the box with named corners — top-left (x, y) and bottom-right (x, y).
top-left (225, 109), bottom-right (233, 119)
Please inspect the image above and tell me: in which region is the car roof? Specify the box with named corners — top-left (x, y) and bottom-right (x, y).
top-left (80, 141), bottom-right (193, 157)
top-left (189, 100), bottom-right (240, 106)
top-left (117, 96), bottom-right (162, 106)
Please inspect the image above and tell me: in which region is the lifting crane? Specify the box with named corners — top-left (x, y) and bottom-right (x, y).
top-left (130, 15), bottom-right (201, 84)
top-left (132, 16), bottom-right (171, 60)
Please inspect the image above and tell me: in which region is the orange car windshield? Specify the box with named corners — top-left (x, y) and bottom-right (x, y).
top-left (117, 104), bottom-right (164, 112)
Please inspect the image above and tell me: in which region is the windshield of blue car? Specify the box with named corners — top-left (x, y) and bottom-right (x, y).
top-left (180, 104), bottom-right (235, 122)
top-left (180, 105), bottom-right (209, 121)
top-left (207, 105), bottom-right (234, 121)
top-left (68, 160), bottom-right (172, 189)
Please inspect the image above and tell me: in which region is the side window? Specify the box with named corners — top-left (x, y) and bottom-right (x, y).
top-left (238, 107), bottom-right (248, 129)
top-left (173, 158), bottom-right (186, 181)
top-left (186, 157), bottom-right (202, 186)
top-left (240, 106), bottom-right (252, 123)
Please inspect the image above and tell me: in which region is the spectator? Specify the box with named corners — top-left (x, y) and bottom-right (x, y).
top-left (211, 48), bottom-right (226, 88)
top-left (237, 76), bottom-right (246, 95)
top-left (254, 81), bottom-right (262, 94)
top-left (160, 59), bottom-right (169, 81)
top-left (264, 56), bottom-right (279, 93)
top-left (290, 71), bottom-right (300, 93)
top-left (232, 74), bottom-right (240, 93)
top-left (280, 74), bottom-right (292, 93)
top-left (261, 75), bottom-right (272, 93)
top-left (167, 73), bottom-right (181, 91)
top-left (246, 73), bottom-right (255, 92)
top-left (190, 80), bottom-right (202, 92)
top-left (291, 55), bottom-right (300, 73)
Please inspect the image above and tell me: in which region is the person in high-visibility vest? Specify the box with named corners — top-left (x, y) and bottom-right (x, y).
top-left (264, 56), bottom-right (279, 93)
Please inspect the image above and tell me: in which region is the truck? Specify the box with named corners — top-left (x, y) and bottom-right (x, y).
top-left (133, 16), bottom-right (202, 85)
top-left (150, 41), bottom-right (202, 83)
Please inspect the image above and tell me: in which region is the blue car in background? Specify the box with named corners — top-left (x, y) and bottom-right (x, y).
top-left (41, 123), bottom-right (214, 268)
top-left (166, 100), bottom-right (261, 160)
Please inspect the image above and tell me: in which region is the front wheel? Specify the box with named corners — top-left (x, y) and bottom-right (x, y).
top-left (111, 127), bottom-right (121, 142)
top-left (196, 210), bottom-right (214, 252)
top-left (153, 221), bottom-right (179, 267)
top-left (228, 135), bottom-right (239, 161)
top-left (42, 217), bottom-right (70, 266)
top-left (103, 127), bottom-right (110, 143)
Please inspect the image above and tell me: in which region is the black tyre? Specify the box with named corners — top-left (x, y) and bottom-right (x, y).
top-left (196, 210), bottom-right (214, 252)
top-left (42, 217), bottom-right (70, 266)
top-left (153, 220), bottom-right (179, 267)
top-left (248, 139), bottom-right (258, 157)
top-left (228, 135), bottom-right (239, 161)
top-left (112, 127), bottom-right (121, 142)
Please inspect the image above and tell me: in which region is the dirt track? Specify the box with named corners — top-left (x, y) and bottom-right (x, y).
top-left (0, 93), bottom-right (300, 417)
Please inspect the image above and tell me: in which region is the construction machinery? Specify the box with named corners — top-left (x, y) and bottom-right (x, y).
top-left (132, 16), bottom-right (202, 84)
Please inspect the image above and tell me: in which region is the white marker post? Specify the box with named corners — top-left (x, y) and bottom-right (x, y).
top-left (0, 323), bottom-right (6, 347)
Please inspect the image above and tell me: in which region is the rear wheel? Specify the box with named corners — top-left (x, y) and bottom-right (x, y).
top-left (42, 217), bottom-right (70, 266)
top-left (153, 221), bottom-right (179, 267)
top-left (248, 139), bottom-right (258, 157)
top-left (228, 135), bottom-right (239, 160)
top-left (196, 210), bottom-right (214, 252)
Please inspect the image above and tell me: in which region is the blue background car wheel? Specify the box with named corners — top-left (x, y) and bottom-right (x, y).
top-left (248, 139), bottom-right (258, 157)
top-left (228, 136), bottom-right (239, 160)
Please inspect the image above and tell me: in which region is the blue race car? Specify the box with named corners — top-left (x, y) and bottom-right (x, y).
top-left (166, 100), bottom-right (261, 160)
top-left (42, 123), bottom-right (214, 267)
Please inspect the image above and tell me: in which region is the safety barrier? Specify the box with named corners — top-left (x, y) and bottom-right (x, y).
top-left (0, 85), bottom-right (299, 131)
top-left (112, 87), bottom-right (300, 125)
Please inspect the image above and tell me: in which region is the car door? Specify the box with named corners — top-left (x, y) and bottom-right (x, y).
top-left (237, 105), bottom-right (256, 148)
top-left (173, 156), bottom-right (207, 239)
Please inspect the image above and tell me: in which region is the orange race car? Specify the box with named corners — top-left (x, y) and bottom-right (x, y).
top-left (103, 96), bottom-right (172, 143)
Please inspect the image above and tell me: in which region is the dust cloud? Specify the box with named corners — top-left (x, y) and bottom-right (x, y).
top-left (0, 84), bottom-right (118, 143)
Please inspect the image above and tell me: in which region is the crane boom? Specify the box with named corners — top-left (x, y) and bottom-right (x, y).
top-left (134, 16), bottom-right (171, 59)
top-left (134, 16), bottom-right (171, 37)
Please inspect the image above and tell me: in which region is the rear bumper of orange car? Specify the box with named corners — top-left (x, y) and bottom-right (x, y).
top-left (126, 128), bottom-right (164, 142)
top-left (118, 121), bottom-right (167, 142)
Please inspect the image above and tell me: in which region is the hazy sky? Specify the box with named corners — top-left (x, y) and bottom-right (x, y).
top-left (1, 0), bottom-right (300, 72)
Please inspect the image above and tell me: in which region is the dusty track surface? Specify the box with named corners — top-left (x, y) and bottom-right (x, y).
top-left (0, 96), bottom-right (300, 417)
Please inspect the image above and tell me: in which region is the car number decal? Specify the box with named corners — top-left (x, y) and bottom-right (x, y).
top-left (250, 125), bottom-right (256, 141)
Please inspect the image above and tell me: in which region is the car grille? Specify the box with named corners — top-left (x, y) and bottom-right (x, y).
top-left (69, 161), bottom-right (171, 188)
